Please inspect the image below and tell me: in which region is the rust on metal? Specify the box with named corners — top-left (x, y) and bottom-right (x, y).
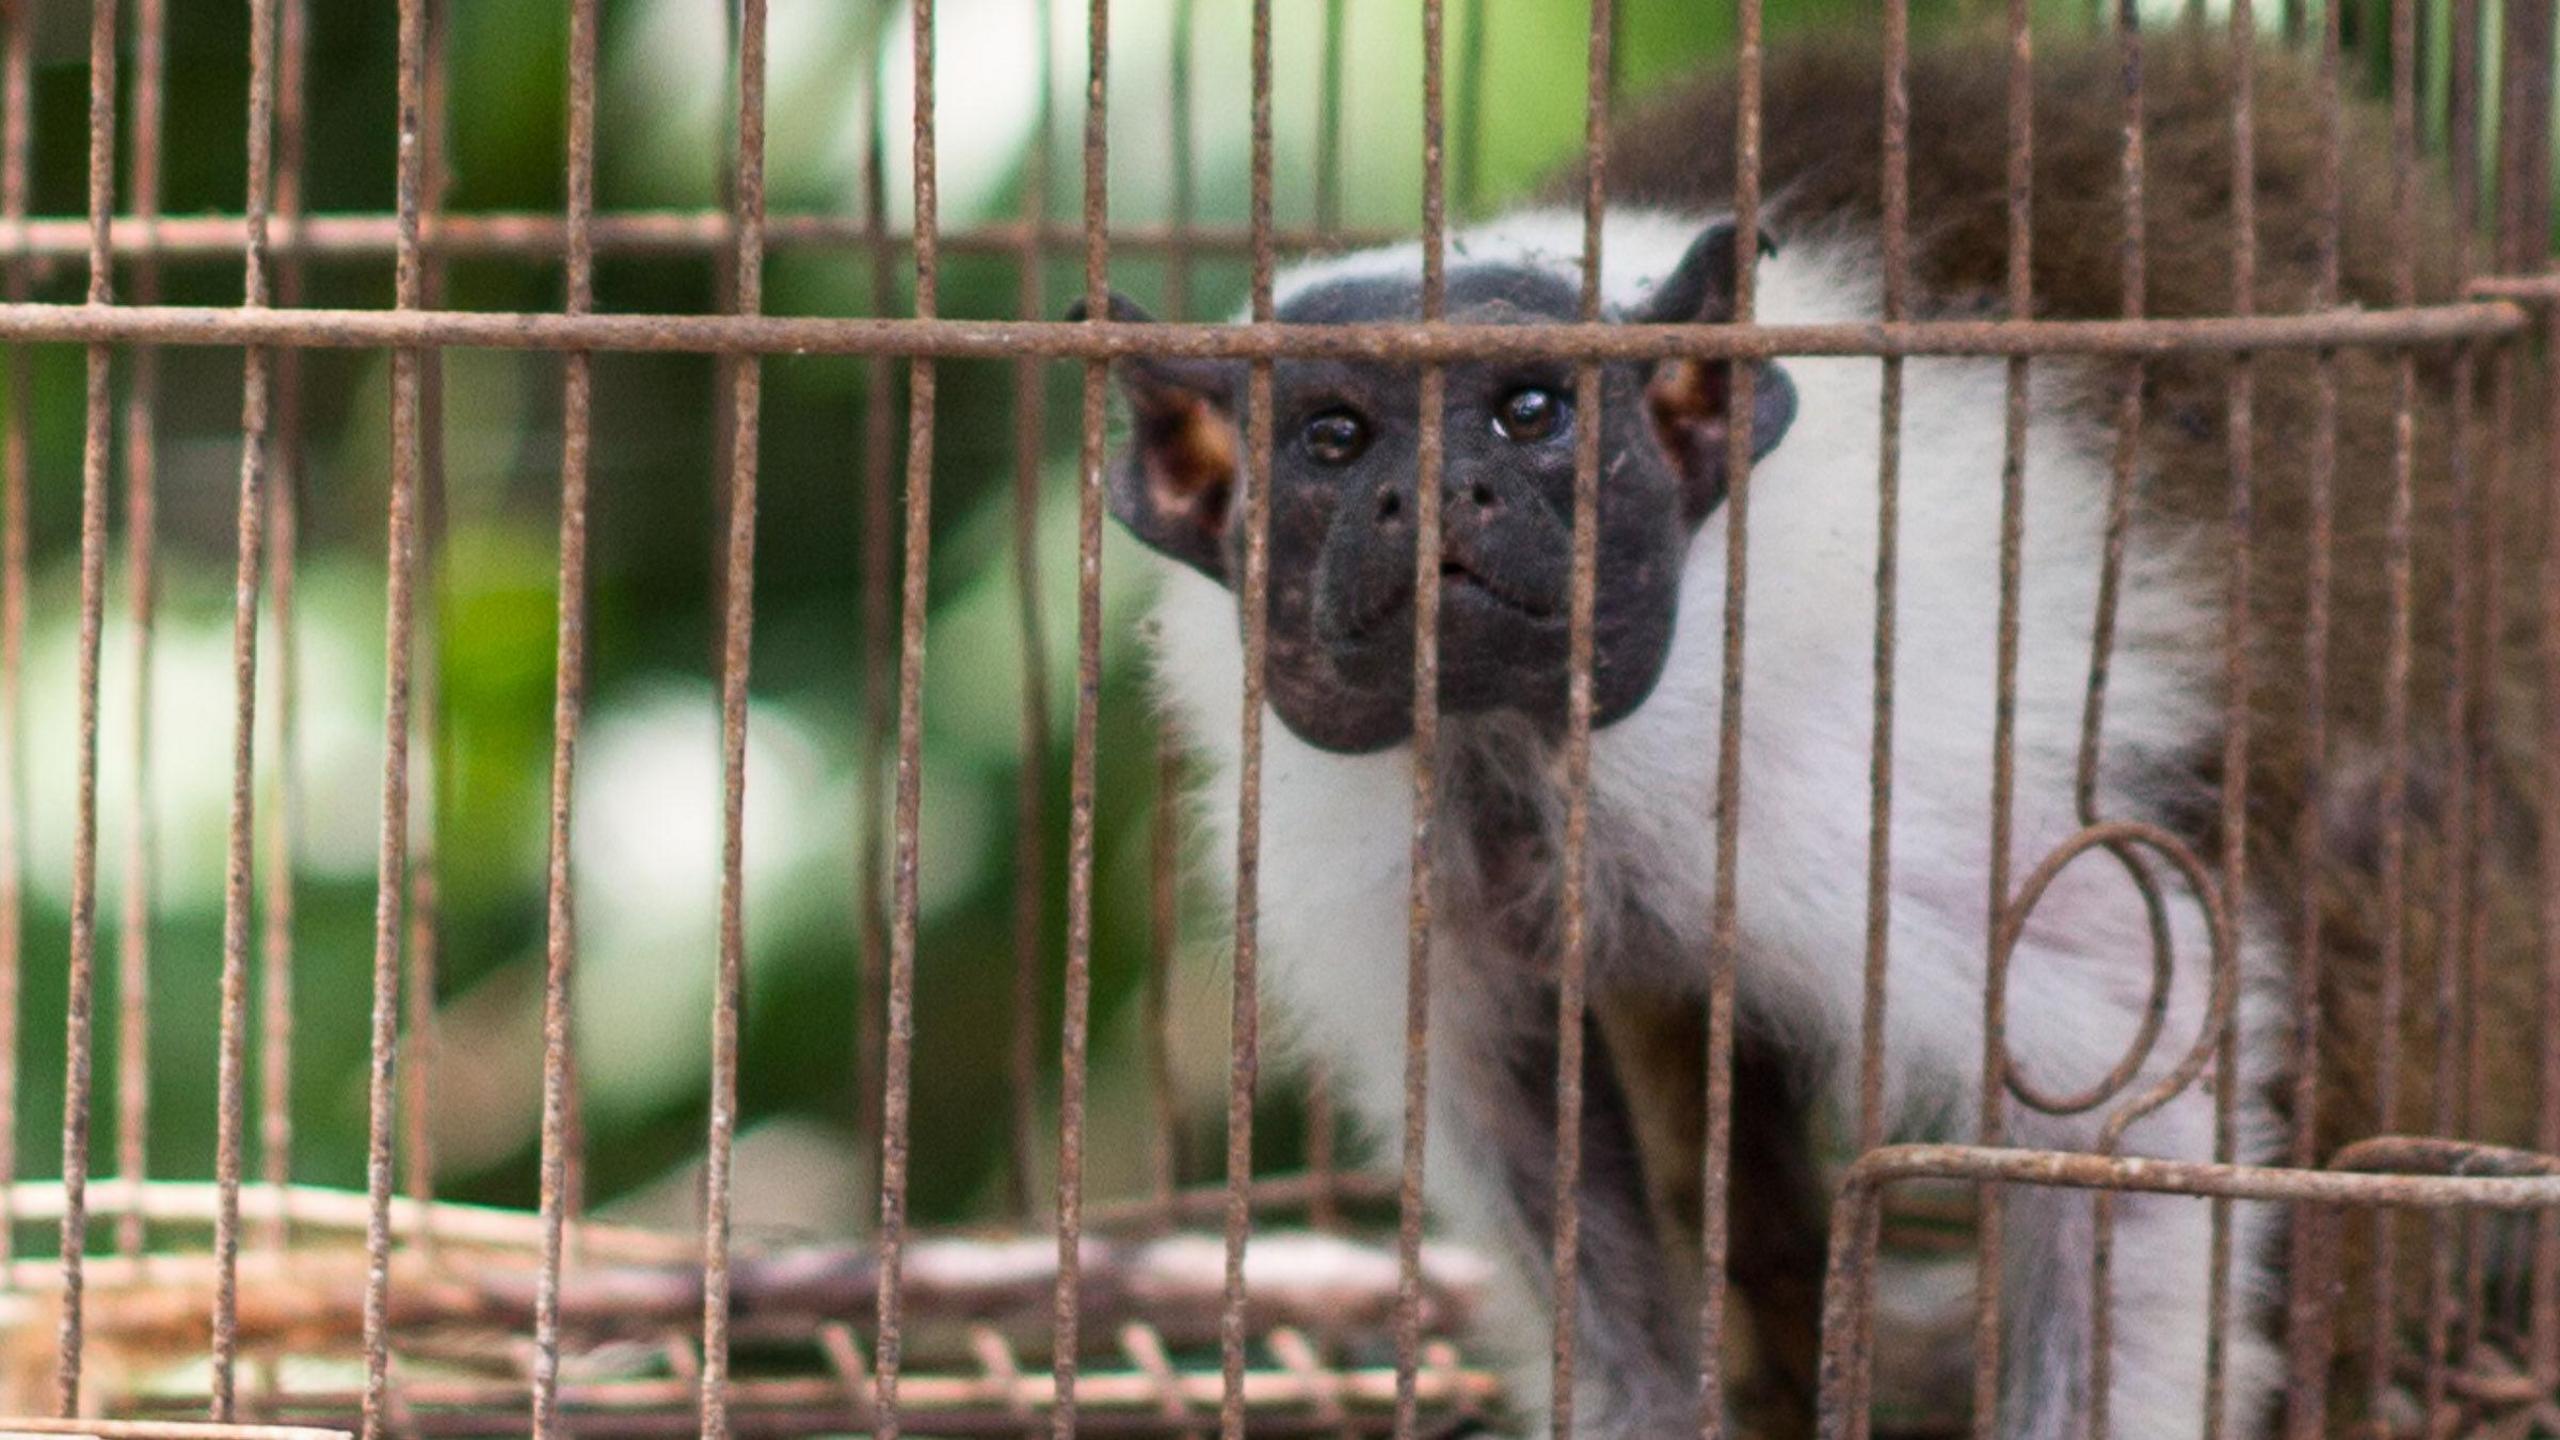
top-left (211, 0), bottom-right (282, 1416)
top-left (700, 4), bottom-right (772, 1437)
top-left (532, 0), bottom-right (602, 1435)
top-left (1222, 5), bottom-right (1276, 1439)
top-left (258, 0), bottom-right (315, 1258)
top-left (0, 300), bottom-right (2514, 361)
top-left (59, 0), bottom-right (122, 1413)
top-left (877, 1), bottom-right (942, 1434)
top-left (114, 0), bottom-right (167, 1269)
top-left (0, 0), bottom-right (32, 1288)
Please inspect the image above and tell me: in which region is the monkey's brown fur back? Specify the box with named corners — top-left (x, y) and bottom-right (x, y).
top-left (1565, 33), bottom-right (2546, 1435)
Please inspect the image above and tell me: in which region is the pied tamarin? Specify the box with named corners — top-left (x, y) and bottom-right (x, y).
top-left (1080, 31), bottom-right (2536, 1440)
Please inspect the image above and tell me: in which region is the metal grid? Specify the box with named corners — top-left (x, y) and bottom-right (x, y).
top-left (0, 0), bottom-right (2545, 1438)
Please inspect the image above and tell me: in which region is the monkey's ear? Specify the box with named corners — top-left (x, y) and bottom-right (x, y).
top-left (1071, 290), bottom-right (1244, 582)
top-left (1630, 222), bottom-right (1797, 524)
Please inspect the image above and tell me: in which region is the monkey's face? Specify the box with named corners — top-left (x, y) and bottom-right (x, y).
top-left (1089, 222), bottom-right (1795, 755)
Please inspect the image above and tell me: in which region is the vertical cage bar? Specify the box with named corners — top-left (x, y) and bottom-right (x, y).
top-left (2461, 0), bottom-right (2512, 1355)
top-left (856, 3), bottom-right (895, 1235)
top-left (700, 2), bottom-right (769, 1435)
top-left (1299, 0), bottom-right (1348, 1233)
top-left (2077, 3), bottom-right (2150, 1431)
top-left (58, 0), bottom-right (120, 1409)
top-left (2540, 273), bottom-right (2560, 1402)
top-left (1219, 1), bottom-right (1274, 1436)
top-left (2208, 0), bottom-right (2260, 1432)
top-left (2432, 0), bottom-right (2484, 1397)
top-left (876, 0), bottom-right (941, 1431)
top-left (364, 0), bottom-right (432, 1430)
top-left (0, 0), bottom-right (31, 1288)
top-left (212, 0), bottom-right (283, 1415)
top-left (532, 0), bottom-right (601, 1433)
top-left (1393, 0), bottom-right (1449, 1434)
top-left (2280, 0), bottom-right (2345, 1420)
top-left (2497, 0), bottom-right (2560, 1393)
top-left (2369, 0), bottom-right (2422, 1406)
top-left (1012, 0), bottom-right (1057, 1227)
top-left (1860, 0), bottom-right (1912, 1201)
top-left (402, 0), bottom-right (455, 1251)
top-left (1553, 3), bottom-right (1611, 1434)
top-left (260, 0), bottom-right (312, 1254)
top-left (1703, 0), bottom-right (1764, 1434)
top-left (1844, 0), bottom-right (1914, 1428)
top-left (1052, 0), bottom-right (1111, 1429)
top-left (114, 0), bottom-right (168, 1264)
top-left (1971, 0), bottom-right (2040, 1423)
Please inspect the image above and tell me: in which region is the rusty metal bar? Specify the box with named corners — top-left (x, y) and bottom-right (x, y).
top-left (532, 0), bottom-right (602, 1434)
top-left (2431, 0), bottom-right (2486, 1400)
top-left (1702, 0), bottom-right (1765, 1432)
top-left (212, 0), bottom-right (284, 1416)
top-left (2281, 0), bottom-right (2347, 1426)
top-left (2206, 0), bottom-right (2260, 1432)
top-left (1859, 0), bottom-right (1912, 1192)
top-left (399, 0), bottom-right (458, 1257)
top-left (1839, 0), bottom-right (1917, 1427)
top-left (701, 3), bottom-right (771, 1436)
top-left (0, 213), bottom-right (1401, 265)
top-left (0, 302), bottom-right (2508, 361)
top-left (1053, 0), bottom-right (1112, 1428)
top-left (875, 0), bottom-right (942, 1432)
top-left (1969, 0), bottom-right (2040, 1425)
top-left (361, 0), bottom-right (432, 1432)
top-left (855, 1), bottom-right (896, 1249)
top-left (1550, 1), bottom-right (1613, 1435)
top-left (2078, 6), bottom-right (2152, 1426)
top-left (1221, 2), bottom-right (1275, 1437)
top-left (258, 0), bottom-right (312, 1259)
top-left (57, 0), bottom-right (121, 1412)
top-left (1394, 0), bottom-right (1449, 1432)
top-left (2506, 0), bottom-right (2560, 1396)
top-left (1301, 0), bottom-right (1345, 1237)
top-left (114, 0), bottom-right (168, 1266)
top-left (0, 0), bottom-right (30, 1287)
top-left (2369, 0), bottom-right (2425, 1404)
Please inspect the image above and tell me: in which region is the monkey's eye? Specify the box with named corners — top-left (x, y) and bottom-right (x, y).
top-left (1494, 386), bottom-right (1568, 443)
top-left (1302, 408), bottom-right (1370, 466)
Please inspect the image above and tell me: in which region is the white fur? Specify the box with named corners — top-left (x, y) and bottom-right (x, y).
top-left (1146, 210), bottom-right (2285, 1439)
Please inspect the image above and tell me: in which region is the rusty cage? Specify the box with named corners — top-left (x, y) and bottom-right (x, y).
top-left (0, 0), bottom-right (2547, 1437)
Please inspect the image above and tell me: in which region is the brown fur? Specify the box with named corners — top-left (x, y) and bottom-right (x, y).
top-left (1562, 32), bottom-right (2548, 1434)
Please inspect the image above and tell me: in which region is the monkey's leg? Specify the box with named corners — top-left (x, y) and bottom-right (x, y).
top-left (1596, 993), bottom-right (1829, 1440)
top-left (1451, 997), bottom-right (1698, 1439)
top-left (1725, 1038), bottom-right (1830, 1439)
top-left (1999, 1090), bottom-right (2282, 1440)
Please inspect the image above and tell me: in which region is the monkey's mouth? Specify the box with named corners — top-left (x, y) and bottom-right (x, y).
top-left (1436, 555), bottom-right (1560, 622)
top-left (1343, 551), bottom-right (1562, 640)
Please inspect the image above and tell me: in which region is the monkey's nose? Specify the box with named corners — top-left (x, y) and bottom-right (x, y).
top-left (1376, 489), bottom-right (1404, 525)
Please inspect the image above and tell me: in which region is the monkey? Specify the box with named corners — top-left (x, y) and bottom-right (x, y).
top-left (1082, 31), bottom-right (2539, 1440)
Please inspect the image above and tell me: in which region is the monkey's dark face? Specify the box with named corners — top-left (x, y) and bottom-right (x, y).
top-left (1086, 222), bottom-right (1796, 755)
